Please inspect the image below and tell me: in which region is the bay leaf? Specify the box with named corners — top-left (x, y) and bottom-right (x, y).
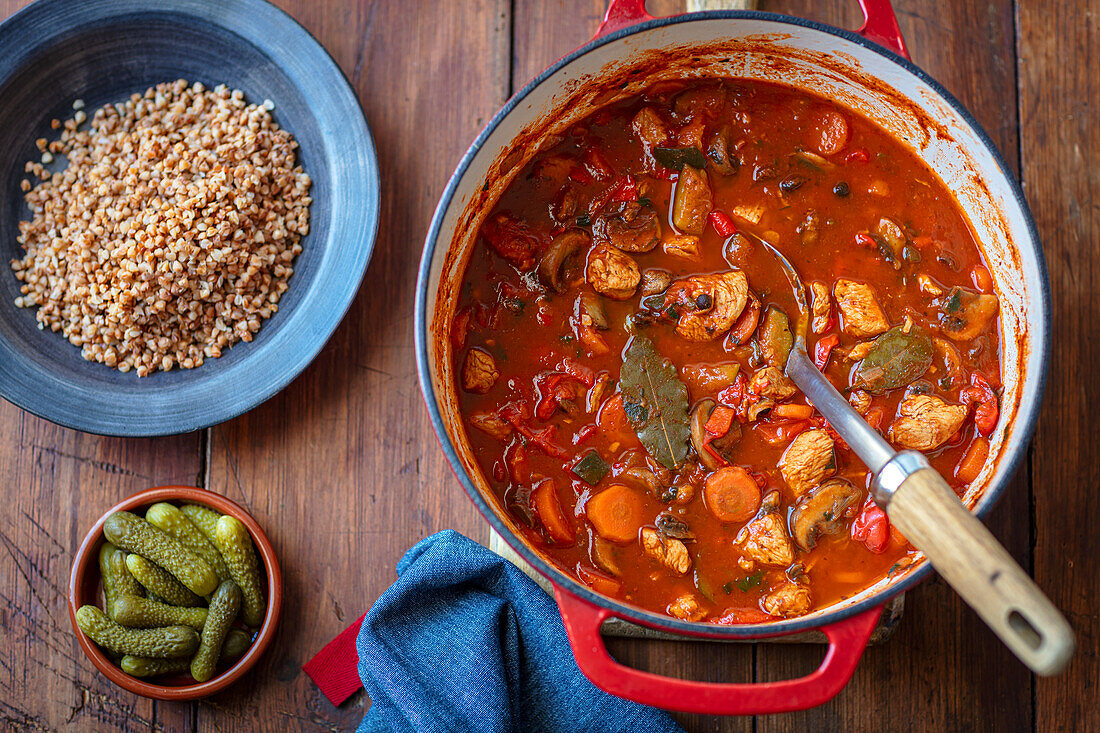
top-left (619, 335), bottom-right (690, 469)
top-left (853, 327), bottom-right (933, 394)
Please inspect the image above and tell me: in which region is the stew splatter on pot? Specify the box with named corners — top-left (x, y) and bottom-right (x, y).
top-left (451, 79), bottom-right (1001, 623)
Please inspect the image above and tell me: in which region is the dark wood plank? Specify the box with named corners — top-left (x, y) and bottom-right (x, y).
top-left (0, 410), bottom-right (200, 731)
top-left (753, 2), bottom-right (1034, 731)
top-left (1017, 0), bottom-right (1100, 730)
top-left (193, 0), bottom-right (511, 729)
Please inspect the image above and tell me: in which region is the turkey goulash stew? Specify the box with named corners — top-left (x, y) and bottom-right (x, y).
top-left (451, 80), bottom-right (1001, 623)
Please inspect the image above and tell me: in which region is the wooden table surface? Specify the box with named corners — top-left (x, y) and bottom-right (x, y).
top-left (1, 0), bottom-right (1096, 730)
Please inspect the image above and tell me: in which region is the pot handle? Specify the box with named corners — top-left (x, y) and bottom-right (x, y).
top-left (856, 0), bottom-right (910, 58)
top-left (555, 586), bottom-right (882, 715)
top-left (595, 0), bottom-right (910, 60)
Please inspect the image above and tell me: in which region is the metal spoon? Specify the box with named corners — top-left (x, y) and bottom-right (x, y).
top-left (755, 236), bottom-right (1074, 676)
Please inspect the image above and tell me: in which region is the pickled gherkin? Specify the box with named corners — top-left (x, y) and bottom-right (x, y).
top-left (145, 502), bottom-right (231, 581)
top-left (180, 504), bottom-right (221, 542)
top-left (221, 629), bottom-right (251, 662)
top-left (125, 553), bottom-right (203, 607)
top-left (120, 655), bottom-right (190, 678)
top-left (191, 580), bottom-right (241, 682)
top-left (121, 630), bottom-right (251, 678)
top-left (76, 605), bottom-right (198, 658)
top-left (103, 511), bottom-right (217, 596)
top-left (213, 516), bottom-right (266, 627)
top-left (112, 595), bottom-right (208, 630)
top-left (99, 544), bottom-right (143, 619)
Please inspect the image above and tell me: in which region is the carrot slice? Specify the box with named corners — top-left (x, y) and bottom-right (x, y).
top-left (597, 393), bottom-right (633, 437)
top-left (586, 484), bottom-right (644, 543)
top-left (954, 436), bottom-right (990, 484)
top-left (704, 466), bottom-right (762, 523)
top-left (771, 403), bottom-right (814, 420)
top-left (577, 564), bottom-right (622, 596)
top-left (533, 479), bottom-right (574, 544)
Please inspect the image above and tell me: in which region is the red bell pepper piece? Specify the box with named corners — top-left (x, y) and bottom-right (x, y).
top-left (854, 232), bottom-right (877, 250)
top-left (558, 357), bottom-right (596, 387)
top-left (572, 423), bottom-right (598, 445)
top-left (717, 372), bottom-right (749, 419)
top-left (608, 174), bottom-right (638, 203)
top-left (844, 148), bottom-right (870, 163)
top-left (813, 333), bottom-right (840, 370)
top-left (851, 497), bottom-right (889, 553)
top-left (708, 210), bottom-right (738, 237)
top-left (961, 371), bottom-right (999, 436)
top-left (704, 405), bottom-right (735, 436)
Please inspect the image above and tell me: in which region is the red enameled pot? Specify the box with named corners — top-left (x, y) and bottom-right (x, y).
top-left (416, 0), bottom-right (1049, 714)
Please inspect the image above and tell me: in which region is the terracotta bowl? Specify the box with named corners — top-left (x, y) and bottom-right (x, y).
top-left (68, 486), bottom-right (283, 701)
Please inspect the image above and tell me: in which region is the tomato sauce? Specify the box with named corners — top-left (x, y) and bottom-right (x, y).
top-left (452, 79), bottom-right (1001, 623)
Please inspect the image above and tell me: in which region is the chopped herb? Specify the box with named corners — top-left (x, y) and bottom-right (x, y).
top-left (722, 581), bottom-right (733, 594)
top-left (665, 305), bottom-right (680, 321)
top-left (571, 449), bottom-right (610, 485)
top-left (736, 571), bottom-right (764, 592)
top-left (576, 212), bottom-right (591, 227)
top-left (638, 196), bottom-right (653, 208)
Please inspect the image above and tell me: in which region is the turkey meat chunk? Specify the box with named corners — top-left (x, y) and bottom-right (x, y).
top-left (462, 348), bottom-right (499, 394)
top-left (586, 244), bottom-right (640, 300)
top-left (748, 366), bottom-right (797, 401)
top-left (834, 279), bottom-right (890, 338)
top-left (888, 394), bottom-right (968, 450)
top-left (734, 492), bottom-right (795, 569)
top-left (664, 270), bottom-right (749, 341)
top-left (763, 581), bottom-right (812, 618)
top-left (779, 428), bottom-right (836, 495)
top-left (641, 528), bottom-right (692, 575)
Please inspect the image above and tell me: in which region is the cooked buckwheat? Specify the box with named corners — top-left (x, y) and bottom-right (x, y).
top-left (10, 80), bottom-right (311, 376)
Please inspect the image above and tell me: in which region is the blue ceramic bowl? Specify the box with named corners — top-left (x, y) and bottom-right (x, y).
top-left (0, 0), bottom-right (379, 436)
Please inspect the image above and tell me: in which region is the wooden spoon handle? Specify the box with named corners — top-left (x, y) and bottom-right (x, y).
top-left (886, 468), bottom-right (1074, 676)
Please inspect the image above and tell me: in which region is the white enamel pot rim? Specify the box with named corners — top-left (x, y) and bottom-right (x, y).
top-left (415, 10), bottom-right (1050, 640)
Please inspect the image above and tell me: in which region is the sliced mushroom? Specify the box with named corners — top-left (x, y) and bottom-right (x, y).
top-left (938, 286), bottom-right (999, 341)
top-left (539, 228), bottom-right (589, 293)
top-left (705, 125), bottom-right (739, 176)
top-left (575, 291), bottom-right (609, 330)
top-left (655, 512), bottom-right (695, 541)
top-left (874, 217), bottom-right (907, 259)
top-left (640, 269), bottom-right (672, 297)
top-left (594, 203), bottom-right (661, 253)
top-left (592, 535), bottom-right (622, 576)
top-left (789, 478), bottom-right (862, 551)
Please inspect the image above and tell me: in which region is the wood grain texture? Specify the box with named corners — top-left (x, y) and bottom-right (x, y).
top-left (0, 406), bottom-right (200, 731)
top-left (0, 0), bottom-right (1096, 730)
top-left (194, 0), bottom-right (509, 730)
top-left (1018, 0), bottom-right (1100, 729)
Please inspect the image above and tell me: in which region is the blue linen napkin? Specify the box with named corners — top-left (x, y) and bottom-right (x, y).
top-left (355, 529), bottom-right (685, 733)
